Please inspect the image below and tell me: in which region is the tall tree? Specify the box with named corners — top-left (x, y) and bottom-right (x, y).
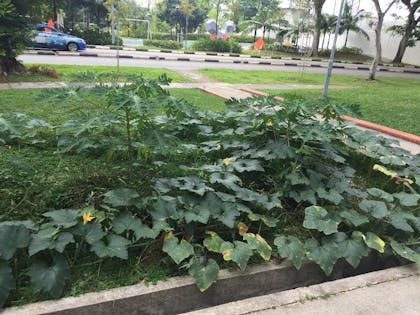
top-left (156, 0), bottom-right (207, 34)
top-left (368, 0), bottom-right (397, 80)
top-left (389, 0), bottom-right (420, 63)
top-left (311, 0), bottom-right (326, 56)
top-left (0, 0), bottom-right (42, 74)
top-left (320, 13), bottom-right (337, 49)
top-left (180, 0), bottom-right (194, 41)
top-left (339, 1), bottom-right (369, 47)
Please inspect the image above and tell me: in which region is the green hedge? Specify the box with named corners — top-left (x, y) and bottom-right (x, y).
top-left (264, 43), bottom-right (299, 53)
top-left (230, 34), bottom-right (255, 43)
top-left (152, 32), bottom-right (206, 41)
top-left (63, 26), bottom-right (118, 46)
top-left (143, 39), bottom-right (182, 50)
top-left (192, 38), bottom-right (242, 53)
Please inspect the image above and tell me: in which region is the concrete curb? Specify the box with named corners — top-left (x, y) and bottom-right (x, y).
top-left (342, 115), bottom-right (420, 144)
top-left (241, 89), bottom-right (420, 144)
top-left (182, 264), bottom-right (420, 315)
top-left (2, 256), bottom-right (395, 315)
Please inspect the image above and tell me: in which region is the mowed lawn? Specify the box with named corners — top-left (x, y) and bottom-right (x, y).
top-left (0, 64), bottom-right (193, 83)
top-left (0, 88), bottom-right (225, 124)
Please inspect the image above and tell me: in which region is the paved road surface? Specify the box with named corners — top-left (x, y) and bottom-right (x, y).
top-left (17, 53), bottom-right (420, 79)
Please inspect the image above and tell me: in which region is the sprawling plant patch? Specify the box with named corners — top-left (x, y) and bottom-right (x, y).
top-left (0, 77), bottom-right (419, 307)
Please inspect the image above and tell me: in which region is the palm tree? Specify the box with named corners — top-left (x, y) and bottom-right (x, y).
top-left (320, 13), bottom-right (337, 49)
top-left (339, 1), bottom-right (370, 47)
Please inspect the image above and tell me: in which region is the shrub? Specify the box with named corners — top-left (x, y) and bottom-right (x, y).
top-left (63, 26), bottom-right (118, 46)
top-left (230, 34), bottom-right (255, 43)
top-left (264, 42), bottom-right (299, 53)
top-left (192, 37), bottom-right (242, 53)
top-left (338, 46), bottom-right (363, 55)
top-left (152, 33), bottom-right (206, 41)
top-left (143, 39), bottom-right (182, 50)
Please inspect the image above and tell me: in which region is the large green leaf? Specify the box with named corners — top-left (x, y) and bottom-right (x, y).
top-left (331, 232), bottom-right (368, 268)
top-left (151, 196), bottom-right (178, 221)
top-left (231, 159), bottom-right (264, 173)
top-left (390, 240), bottom-right (420, 264)
top-left (243, 233), bottom-right (272, 261)
top-left (42, 209), bottom-right (80, 228)
top-left (363, 232), bottom-right (385, 253)
top-left (177, 176), bottom-right (210, 196)
top-left (214, 202), bottom-right (241, 228)
top-left (303, 206), bottom-right (339, 235)
top-left (393, 192), bottom-right (420, 207)
top-left (103, 188), bottom-right (140, 207)
top-left (72, 222), bottom-right (107, 245)
top-left (220, 241), bottom-right (252, 271)
top-left (389, 211), bottom-right (417, 232)
top-left (0, 262), bottom-right (15, 308)
top-left (316, 188), bottom-right (343, 205)
top-left (367, 188), bottom-right (394, 203)
top-left (112, 211), bottom-right (156, 240)
top-left (247, 212), bottom-right (278, 227)
top-left (274, 235), bottom-right (305, 270)
top-left (305, 239), bottom-right (340, 275)
top-left (203, 231), bottom-right (225, 253)
top-left (162, 233), bottom-right (194, 264)
top-left (189, 258), bottom-right (220, 292)
top-left (359, 200), bottom-right (389, 219)
top-left (0, 223), bottom-right (30, 260)
top-left (28, 254), bottom-right (70, 299)
top-left (29, 228), bottom-right (75, 256)
top-left (339, 210), bottom-right (369, 227)
top-left (91, 234), bottom-right (131, 260)
top-left (209, 172), bottom-right (242, 190)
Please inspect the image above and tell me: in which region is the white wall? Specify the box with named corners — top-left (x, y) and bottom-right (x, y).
top-left (336, 20), bottom-right (420, 66)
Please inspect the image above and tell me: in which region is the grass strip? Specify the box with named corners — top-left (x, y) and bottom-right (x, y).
top-left (0, 64), bottom-right (193, 83)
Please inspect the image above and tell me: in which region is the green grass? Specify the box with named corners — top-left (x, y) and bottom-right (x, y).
top-left (197, 69), bottom-right (372, 85)
top-left (0, 88), bottom-right (225, 123)
top-left (0, 64), bottom-right (192, 83)
top-left (262, 85), bottom-right (420, 135)
top-left (168, 88), bottom-right (226, 111)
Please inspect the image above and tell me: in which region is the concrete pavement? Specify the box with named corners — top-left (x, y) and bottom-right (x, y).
top-left (183, 264), bottom-right (420, 315)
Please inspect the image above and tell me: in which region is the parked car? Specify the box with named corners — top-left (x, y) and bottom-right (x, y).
top-left (31, 24), bottom-right (86, 52)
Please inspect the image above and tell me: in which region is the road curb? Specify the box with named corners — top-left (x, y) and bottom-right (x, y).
top-left (2, 255), bottom-right (397, 315)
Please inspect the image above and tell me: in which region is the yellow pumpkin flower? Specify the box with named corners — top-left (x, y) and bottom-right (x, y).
top-left (82, 212), bottom-right (95, 224)
top-left (223, 157), bottom-right (232, 166)
top-left (266, 120), bottom-right (273, 127)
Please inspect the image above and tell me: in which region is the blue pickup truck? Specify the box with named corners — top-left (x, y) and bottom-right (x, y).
top-left (32, 24), bottom-right (86, 52)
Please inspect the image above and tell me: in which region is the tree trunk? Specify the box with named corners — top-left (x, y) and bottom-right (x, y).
top-left (311, 0), bottom-right (325, 56)
top-left (368, 15), bottom-right (383, 80)
top-left (392, 30), bottom-right (412, 63)
top-left (321, 31), bottom-right (326, 50)
top-left (344, 29), bottom-right (349, 47)
top-left (253, 28), bottom-right (257, 42)
top-left (392, 3), bottom-right (417, 64)
top-left (0, 57), bottom-right (26, 76)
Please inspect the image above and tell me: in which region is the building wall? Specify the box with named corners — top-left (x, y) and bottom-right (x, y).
top-left (339, 20), bottom-right (420, 66)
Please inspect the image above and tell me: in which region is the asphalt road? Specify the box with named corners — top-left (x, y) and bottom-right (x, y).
top-left (17, 51), bottom-right (420, 79)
